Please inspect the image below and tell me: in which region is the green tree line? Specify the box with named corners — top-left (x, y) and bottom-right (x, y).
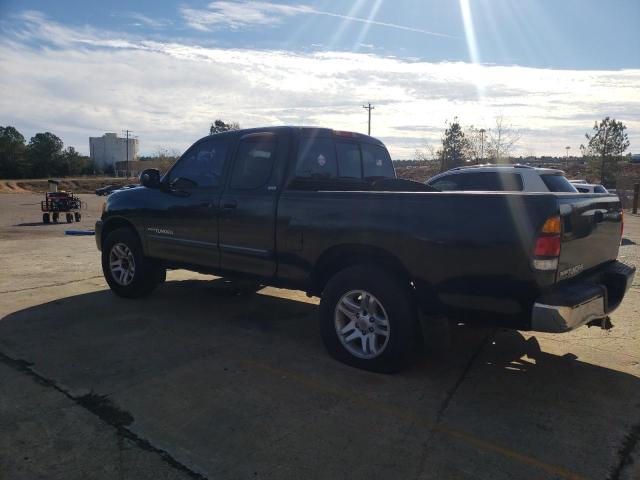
top-left (0, 126), bottom-right (99, 179)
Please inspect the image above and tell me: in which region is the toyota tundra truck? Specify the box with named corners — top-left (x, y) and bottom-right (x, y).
top-left (95, 126), bottom-right (635, 372)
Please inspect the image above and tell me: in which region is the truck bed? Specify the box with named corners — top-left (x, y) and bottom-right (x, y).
top-left (276, 190), bottom-right (624, 328)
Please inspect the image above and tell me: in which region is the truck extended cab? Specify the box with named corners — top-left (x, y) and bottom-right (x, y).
top-left (96, 126), bottom-right (635, 372)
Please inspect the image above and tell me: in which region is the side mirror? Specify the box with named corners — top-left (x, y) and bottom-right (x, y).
top-left (140, 169), bottom-right (161, 189)
top-left (170, 177), bottom-right (198, 190)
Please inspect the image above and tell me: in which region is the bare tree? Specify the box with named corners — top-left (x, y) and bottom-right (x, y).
top-left (413, 143), bottom-right (438, 163)
top-left (154, 146), bottom-right (180, 160)
top-left (465, 126), bottom-right (485, 164)
top-left (485, 115), bottom-right (520, 163)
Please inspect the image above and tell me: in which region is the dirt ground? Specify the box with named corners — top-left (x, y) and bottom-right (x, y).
top-left (0, 193), bottom-right (639, 480)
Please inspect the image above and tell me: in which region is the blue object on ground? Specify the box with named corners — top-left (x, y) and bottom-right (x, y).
top-left (65, 230), bottom-right (95, 236)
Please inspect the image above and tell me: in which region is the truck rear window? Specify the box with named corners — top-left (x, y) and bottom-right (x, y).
top-left (362, 144), bottom-right (395, 179)
top-left (540, 174), bottom-right (578, 192)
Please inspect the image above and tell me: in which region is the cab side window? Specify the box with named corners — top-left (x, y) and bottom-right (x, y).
top-left (168, 138), bottom-right (229, 188)
top-left (229, 135), bottom-right (277, 189)
top-left (295, 137), bottom-right (337, 179)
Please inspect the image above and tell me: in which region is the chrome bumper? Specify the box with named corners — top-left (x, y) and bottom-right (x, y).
top-left (531, 261), bottom-right (635, 333)
top-left (532, 292), bottom-right (606, 333)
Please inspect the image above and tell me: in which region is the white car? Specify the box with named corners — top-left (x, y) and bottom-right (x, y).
top-left (425, 165), bottom-right (578, 193)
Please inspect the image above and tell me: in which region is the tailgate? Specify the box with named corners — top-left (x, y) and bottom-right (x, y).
top-left (557, 194), bottom-right (622, 281)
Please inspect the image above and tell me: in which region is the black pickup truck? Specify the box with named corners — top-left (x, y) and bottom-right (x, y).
top-left (95, 126), bottom-right (635, 372)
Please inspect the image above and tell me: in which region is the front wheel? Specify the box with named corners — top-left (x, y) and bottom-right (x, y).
top-left (102, 228), bottom-right (162, 298)
top-left (319, 265), bottom-right (419, 373)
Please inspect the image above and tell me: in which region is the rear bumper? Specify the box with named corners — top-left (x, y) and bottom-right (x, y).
top-left (531, 260), bottom-right (635, 333)
top-left (95, 220), bottom-right (103, 251)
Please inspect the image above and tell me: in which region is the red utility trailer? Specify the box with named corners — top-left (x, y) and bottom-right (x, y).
top-left (41, 180), bottom-right (82, 223)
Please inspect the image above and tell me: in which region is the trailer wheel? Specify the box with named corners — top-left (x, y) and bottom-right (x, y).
top-left (102, 228), bottom-right (161, 298)
top-left (319, 265), bottom-right (419, 373)
top-left (66, 213), bottom-right (73, 223)
top-left (42, 213), bottom-right (50, 224)
top-left (52, 212), bottom-right (59, 223)
top-left (74, 212), bottom-right (81, 222)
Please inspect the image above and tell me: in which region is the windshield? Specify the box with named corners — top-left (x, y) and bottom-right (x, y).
top-left (540, 174), bottom-right (578, 192)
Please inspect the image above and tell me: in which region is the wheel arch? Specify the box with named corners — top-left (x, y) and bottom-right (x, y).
top-left (310, 244), bottom-right (412, 296)
top-left (101, 216), bottom-right (143, 251)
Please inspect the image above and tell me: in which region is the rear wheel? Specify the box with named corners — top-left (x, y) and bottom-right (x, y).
top-left (52, 212), bottom-right (59, 223)
top-left (42, 213), bottom-right (50, 224)
top-left (319, 265), bottom-right (419, 373)
top-left (102, 228), bottom-right (162, 298)
top-left (66, 213), bottom-right (73, 223)
top-left (74, 212), bottom-right (81, 222)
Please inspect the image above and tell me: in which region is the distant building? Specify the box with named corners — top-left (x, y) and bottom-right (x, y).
top-left (631, 154), bottom-right (640, 164)
top-left (89, 133), bottom-right (139, 171)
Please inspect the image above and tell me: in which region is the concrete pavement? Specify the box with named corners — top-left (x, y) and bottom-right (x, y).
top-left (1, 193), bottom-right (639, 480)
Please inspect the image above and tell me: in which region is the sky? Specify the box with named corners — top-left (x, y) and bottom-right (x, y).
top-left (0, 0), bottom-right (638, 159)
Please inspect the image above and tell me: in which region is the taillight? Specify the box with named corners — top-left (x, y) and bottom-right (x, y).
top-left (534, 236), bottom-right (561, 256)
top-left (532, 216), bottom-right (561, 271)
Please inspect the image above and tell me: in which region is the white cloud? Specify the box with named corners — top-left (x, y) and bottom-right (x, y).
top-left (124, 12), bottom-right (171, 28)
top-left (181, 1), bottom-right (310, 30)
top-left (1, 12), bottom-right (638, 159)
top-left (180, 1), bottom-right (455, 37)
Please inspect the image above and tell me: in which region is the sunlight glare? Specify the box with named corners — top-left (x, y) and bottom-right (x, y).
top-left (327, 0), bottom-right (368, 50)
top-left (458, 0), bottom-right (484, 98)
top-left (353, 0), bottom-right (384, 51)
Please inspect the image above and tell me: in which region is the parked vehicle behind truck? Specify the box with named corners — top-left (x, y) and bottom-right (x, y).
top-left (95, 127), bottom-right (635, 372)
top-left (425, 164), bottom-right (578, 193)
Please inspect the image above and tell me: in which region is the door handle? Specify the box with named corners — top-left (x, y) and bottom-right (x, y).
top-left (222, 200), bottom-right (238, 210)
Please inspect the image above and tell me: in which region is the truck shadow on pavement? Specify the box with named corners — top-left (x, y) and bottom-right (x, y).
top-left (1, 277), bottom-right (639, 480)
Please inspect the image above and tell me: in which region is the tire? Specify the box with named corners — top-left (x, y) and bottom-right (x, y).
top-left (101, 228), bottom-right (161, 298)
top-left (66, 213), bottom-right (73, 223)
top-left (319, 265), bottom-right (419, 373)
top-left (42, 213), bottom-right (50, 224)
top-left (52, 212), bottom-right (59, 223)
top-left (74, 212), bottom-right (81, 222)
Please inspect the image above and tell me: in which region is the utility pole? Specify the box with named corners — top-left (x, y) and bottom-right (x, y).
top-left (479, 128), bottom-right (486, 165)
top-left (123, 130), bottom-right (133, 178)
top-left (362, 103), bottom-right (374, 136)
top-left (565, 146), bottom-right (570, 169)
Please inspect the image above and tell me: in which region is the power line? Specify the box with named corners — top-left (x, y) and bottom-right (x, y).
top-left (362, 103), bottom-right (374, 136)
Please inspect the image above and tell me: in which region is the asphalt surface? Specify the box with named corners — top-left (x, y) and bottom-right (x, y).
top-left (0, 193), bottom-right (639, 480)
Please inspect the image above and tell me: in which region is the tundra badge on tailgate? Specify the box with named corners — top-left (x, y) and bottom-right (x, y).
top-left (559, 264), bottom-right (584, 279)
